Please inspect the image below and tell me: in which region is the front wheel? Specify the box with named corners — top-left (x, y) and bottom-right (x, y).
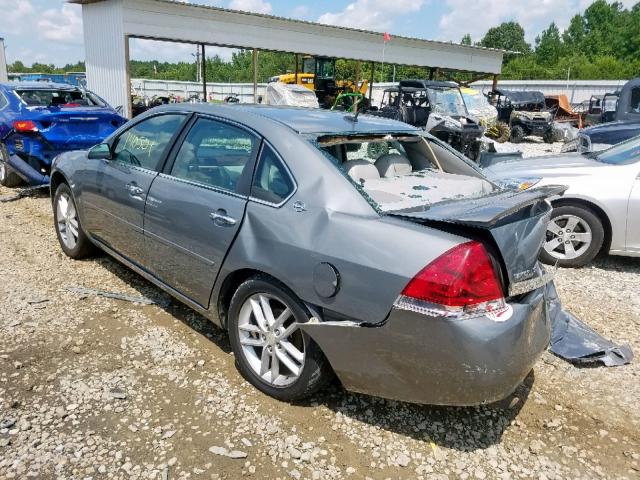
top-left (53, 183), bottom-right (96, 259)
top-left (542, 129), bottom-right (555, 144)
top-left (539, 205), bottom-right (605, 268)
top-left (510, 125), bottom-right (525, 143)
top-left (228, 276), bottom-right (332, 402)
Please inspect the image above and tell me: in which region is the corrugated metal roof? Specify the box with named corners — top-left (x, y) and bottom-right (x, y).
top-left (69, 0), bottom-right (509, 55)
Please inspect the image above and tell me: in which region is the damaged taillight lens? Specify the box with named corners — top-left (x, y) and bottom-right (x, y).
top-left (396, 241), bottom-right (508, 319)
top-left (13, 120), bottom-right (39, 133)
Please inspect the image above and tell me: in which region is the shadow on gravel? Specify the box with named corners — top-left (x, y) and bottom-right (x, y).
top-left (84, 254), bottom-right (532, 452)
top-left (300, 372), bottom-right (534, 452)
top-left (89, 255), bottom-right (231, 353)
top-left (591, 255), bottom-right (640, 273)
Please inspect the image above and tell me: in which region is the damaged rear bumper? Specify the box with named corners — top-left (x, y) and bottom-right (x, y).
top-left (6, 152), bottom-right (50, 185)
top-left (301, 286), bottom-right (549, 406)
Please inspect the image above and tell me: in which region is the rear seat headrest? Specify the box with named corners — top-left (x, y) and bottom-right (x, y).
top-left (375, 153), bottom-right (412, 177)
top-left (343, 159), bottom-right (380, 183)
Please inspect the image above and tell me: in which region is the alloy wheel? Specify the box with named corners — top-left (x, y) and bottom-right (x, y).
top-left (56, 192), bottom-right (80, 250)
top-left (237, 293), bottom-right (305, 387)
top-left (0, 161), bottom-right (5, 182)
top-left (544, 214), bottom-right (592, 260)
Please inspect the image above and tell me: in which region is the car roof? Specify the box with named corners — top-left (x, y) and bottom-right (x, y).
top-left (1, 82), bottom-right (80, 91)
top-left (399, 79), bottom-right (459, 89)
top-left (153, 103), bottom-right (418, 135)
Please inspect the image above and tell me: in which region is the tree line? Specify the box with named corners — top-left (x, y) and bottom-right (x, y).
top-left (7, 0), bottom-right (640, 82)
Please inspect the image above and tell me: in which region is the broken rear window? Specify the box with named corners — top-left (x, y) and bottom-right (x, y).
top-left (314, 133), bottom-right (496, 213)
top-left (15, 89), bottom-right (106, 108)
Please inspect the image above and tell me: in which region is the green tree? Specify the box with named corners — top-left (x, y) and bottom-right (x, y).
top-left (480, 21), bottom-right (530, 58)
top-left (535, 22), bottom-right (564, 66)
top-left (460, 34), bottom-right (472, 46)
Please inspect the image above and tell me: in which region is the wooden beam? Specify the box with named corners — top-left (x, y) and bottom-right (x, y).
top-left (201, 44), bottom-right (207, 101)
top-left (253, 48), bottom-right (258, 103)
top-left (368, 62), bottom-right (374, 100)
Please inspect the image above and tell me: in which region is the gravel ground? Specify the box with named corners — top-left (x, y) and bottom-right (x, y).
top-left (489, 138), bottom-right (565, 158)
top-left (1, 183), bottom-right (639, 480)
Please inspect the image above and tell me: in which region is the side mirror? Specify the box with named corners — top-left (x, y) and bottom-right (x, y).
top-left (88, 143), bottom-right (112, 160)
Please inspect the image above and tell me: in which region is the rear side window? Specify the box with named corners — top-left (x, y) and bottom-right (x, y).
top-left (0, 92), bottom-right (7, 109)
top-left (170, 117), bottom-right (259, 193)
top-left (113, 114), bottom-right (185, 170)
top-left (631, 88), bottom-right (640, 114)
top-left (251, 144), bottom-right (294, 204)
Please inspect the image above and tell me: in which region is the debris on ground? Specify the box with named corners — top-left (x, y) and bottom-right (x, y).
top-left (65, 285), bottom-right (171, 307)
top-left (548, 282), bottom-right (633, 366)
top-left (0, 185), bottom-right (49, 203)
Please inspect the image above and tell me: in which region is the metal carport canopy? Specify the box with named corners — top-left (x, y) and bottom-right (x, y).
top-left (71, 0), bottom-right (504, 117)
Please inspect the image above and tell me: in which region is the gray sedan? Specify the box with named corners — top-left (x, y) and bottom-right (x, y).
top-left (50, 104), bottom-right (559, 406)
top-left (486, 136), bottom-right (640, 267)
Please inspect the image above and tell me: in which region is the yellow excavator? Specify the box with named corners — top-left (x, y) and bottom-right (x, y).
top-left (270, 56), bottom-right (369, 110)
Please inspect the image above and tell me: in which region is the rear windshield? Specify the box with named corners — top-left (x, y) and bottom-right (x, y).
top-left (314, 133), bottom-right (496, 213)
top-left (15, 89), bottom-right (106, 108)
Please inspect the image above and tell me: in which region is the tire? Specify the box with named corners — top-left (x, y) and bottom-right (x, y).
top-left (494, 121), bottom-right (511, 143)
top-left (539, 204), bottom-right (605, 268)
top-left (228, 275), bottom-right (332, 402)
top-left (53, 183), bottom-right (96, 259)
top-left (510, 125), bottom-right (525, 144)
top-left (543, 129), bottom-right (555, 144)
top-left (0, 143), bottom-right (24, 188)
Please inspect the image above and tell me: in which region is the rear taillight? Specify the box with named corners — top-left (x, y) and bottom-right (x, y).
top-left (13, 120), bottom-right (39, 133)
top-left (396, 241), bottom-right (509, 320)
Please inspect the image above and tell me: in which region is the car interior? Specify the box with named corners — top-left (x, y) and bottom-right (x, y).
top-left (318, 134), bottom-right (495, 211)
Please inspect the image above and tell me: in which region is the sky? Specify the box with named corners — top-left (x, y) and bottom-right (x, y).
top-left (1, 0), bottom-right (637, 66)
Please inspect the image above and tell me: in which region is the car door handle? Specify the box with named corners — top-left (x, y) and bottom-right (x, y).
top-left (126, 183), bottom-right (144, 196)
top-left (210, 210), bottom-right (237, 226)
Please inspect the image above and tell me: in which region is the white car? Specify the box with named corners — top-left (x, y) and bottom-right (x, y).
top-left (485, 136), bottom-right (640, 267)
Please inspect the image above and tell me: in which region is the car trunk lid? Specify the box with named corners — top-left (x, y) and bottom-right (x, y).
top-left (26, 107), bottom-right (123, 150)
top-left (387, 185), bottom-right (566, 295)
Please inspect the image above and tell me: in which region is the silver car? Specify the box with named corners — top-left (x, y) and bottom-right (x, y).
top-left (486, 136), bottom-right (640, 267)
top-left (50, 104), bottom-right (559, 406)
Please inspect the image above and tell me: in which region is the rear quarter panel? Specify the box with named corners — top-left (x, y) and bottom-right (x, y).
top-left (215, 127), bottom-right (467, 324)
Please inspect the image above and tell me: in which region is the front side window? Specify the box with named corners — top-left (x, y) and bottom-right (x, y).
top-left (170, 117), bottom-right (258, 193)
top-left (112, 114), bottom-right (185, 170)
top-left (251, 144), bottom-right (294, 204)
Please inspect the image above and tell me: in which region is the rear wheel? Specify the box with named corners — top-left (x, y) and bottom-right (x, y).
top-left (510, 125), bottom-right (525, 143)
top-left (228, 276), bottom-right (331, 402)
top-left (0, 143), bottom-right (24, 188)
top-left (53, 183), bottom-right (96, 259)
top-left (539, 205), bottom-right (605, 268)
top-left (493, 121), bottom-right (511, 143)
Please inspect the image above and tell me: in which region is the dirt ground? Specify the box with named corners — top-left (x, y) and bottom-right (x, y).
top-left (1, 185), bottom-right (639, 480)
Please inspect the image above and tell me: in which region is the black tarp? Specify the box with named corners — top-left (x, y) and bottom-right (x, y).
top-left (496, 89), bottom-right (546, 107)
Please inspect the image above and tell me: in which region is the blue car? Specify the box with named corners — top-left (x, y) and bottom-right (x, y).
top-left (0, 82), bottom-right (126, 187)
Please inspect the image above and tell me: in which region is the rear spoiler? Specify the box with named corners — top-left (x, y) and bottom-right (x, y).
top-left (387, 185), bottom-right (567, 227)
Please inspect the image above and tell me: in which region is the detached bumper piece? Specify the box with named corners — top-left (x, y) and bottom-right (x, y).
top-left (546, 282), bottom-right (633, 367)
